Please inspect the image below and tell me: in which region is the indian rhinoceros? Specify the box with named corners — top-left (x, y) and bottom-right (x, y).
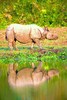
top-left (8, 62), bottom-right (49, 87)
top-left (8, 62), bottom-right (59, 87)
top-left (5, 24), bottom-right (58, 50)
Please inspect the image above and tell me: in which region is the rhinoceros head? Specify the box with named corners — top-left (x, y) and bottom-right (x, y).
top-left (43, 27), bottom-right (58, 40)
top-left (46, 32), bottom-right (58, 40)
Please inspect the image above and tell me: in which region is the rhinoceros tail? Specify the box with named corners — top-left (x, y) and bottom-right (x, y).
top-left (5, 31), bottom-right (7, 40)
top-left (5, 26), bottom-right (14, 41)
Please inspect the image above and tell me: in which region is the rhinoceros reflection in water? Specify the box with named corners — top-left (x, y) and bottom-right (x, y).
top-left (5, 24), bottom-right (58, 50)
top-left (8, 62), bottom-right (59, 87)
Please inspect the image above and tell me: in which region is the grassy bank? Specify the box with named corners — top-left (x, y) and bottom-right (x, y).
top-left (0, 46), bottom-right (67, 70)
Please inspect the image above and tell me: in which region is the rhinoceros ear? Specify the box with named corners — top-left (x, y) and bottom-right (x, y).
top-left (43, 27), bottom-right (49, 32)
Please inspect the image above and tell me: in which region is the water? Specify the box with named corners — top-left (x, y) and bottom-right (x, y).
top-left (0, 62), bottom-right (67, 100)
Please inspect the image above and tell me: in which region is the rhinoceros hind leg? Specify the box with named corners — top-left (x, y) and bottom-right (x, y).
top-left (12, 41), bottom-right (18, 50)
top-left (8, 42), bottom-right (13, 51)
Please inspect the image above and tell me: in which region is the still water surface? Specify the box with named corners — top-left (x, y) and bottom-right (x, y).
top-left (0, 63), bottom-right (67, 100)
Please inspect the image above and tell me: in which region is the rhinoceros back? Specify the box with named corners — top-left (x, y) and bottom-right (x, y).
top-left (6, 24), bottom-right (44, 43)
top-left (9, 24), bottom-right (31, 34)
top-left (9, 24), bottom-right (44, 35)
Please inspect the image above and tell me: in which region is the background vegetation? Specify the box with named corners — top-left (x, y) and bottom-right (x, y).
top-left (0, 0), bottom-right (67, 29)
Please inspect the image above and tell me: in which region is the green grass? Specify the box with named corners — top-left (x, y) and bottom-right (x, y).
top-left (0, 46), bottom-right (67, 70)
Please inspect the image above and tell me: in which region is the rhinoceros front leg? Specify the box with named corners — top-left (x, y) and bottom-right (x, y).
top-left (30, 43), bottom-right (34, 49)
top-left (33, 39), bottom-right (42, 49)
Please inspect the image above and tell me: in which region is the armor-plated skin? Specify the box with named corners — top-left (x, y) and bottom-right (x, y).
top-left (5, 24), bottom-right (58, 50)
